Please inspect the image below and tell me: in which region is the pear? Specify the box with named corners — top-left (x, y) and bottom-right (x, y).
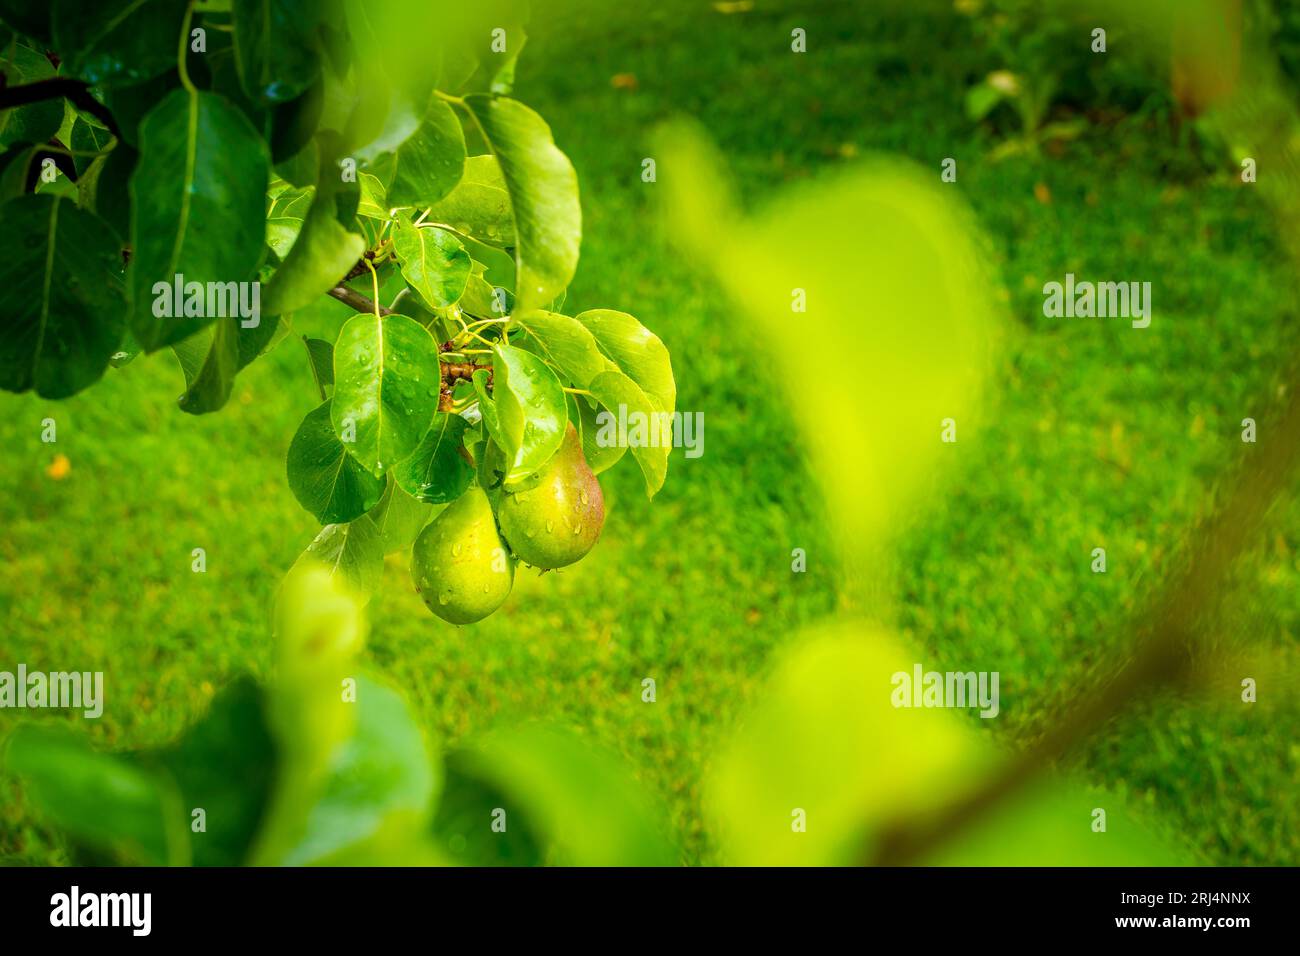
top-left (410, 485), bottom-right (515, 624)
top-left (498, 424), bottom-right (605, 569)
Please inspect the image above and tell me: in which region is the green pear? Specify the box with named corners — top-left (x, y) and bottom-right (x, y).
top-left (410, 485), bottom-right (515, 624)
top-left (498, 424), bottom-right (605, 569)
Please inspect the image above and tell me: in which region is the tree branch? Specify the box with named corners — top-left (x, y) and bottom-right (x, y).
top-left (865, 30), bottom-right (1300, 867)
top-left (867, 358), bottom-right (1300, 866)
top-left (327, 285), bottom-right (393, 317)
top-left (0, 78), bottom-right (121, 139)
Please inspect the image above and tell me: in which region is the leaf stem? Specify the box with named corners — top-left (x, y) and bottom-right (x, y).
top-left (453, 314), bottom-right (497, 350)
top-left (178, 3), bottom-right (197, 95)
top-left (363, 258), bottom-right (381, 319)
top-left (461, 317), bottom-right (508, 333)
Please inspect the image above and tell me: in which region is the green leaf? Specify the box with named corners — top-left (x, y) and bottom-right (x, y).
top-left (259, 565), bottom-right (439, 865)
top-left (574, 309), bottom-right (675, 412)
top-left (471, 367), bottom-right (503, 447)
top-left (258, 562), bottom-right (370, 869)
top-left (231, 0), bottom-right (322, 105)
top-left (172, 323), bottom-right (238, 412)
top-left (487, 24), bottom-right (526, 95)
top-left (35, 167), bottom-right (77, 199)
top-left (386, 98), bottom-right (466, 209)
top-left (586, 369), bottom-right (670, 498)
top-left (331, 312), bottom-right (442, 476)
top-left (275, 137), bottom-right (319, 187)
top-left (512, 310), bottom-right (607, 388)
top-left (0, 143), bottom-right (39, 202)
top-left (925, 778), bottom-right (1193, 866)
top-left (262, 155), bottom-right (365, 317)
top-left (0, 42), bottom-right (61, 148)
top-left (659, 125), bottom-right (997, 553)
top-left (434, 1), bottom-right (529, 95)
top-left (460, 232), bottom-right (515, 291)
top-left (464, 95), bottom-right (580, 313)
top-left (343, 0), bottom-right (441, 104)
top-left (156, 677), bottom-right (277, 867)
top-left (109, 326), bottom-right (141, 368)
top-left (392, 217), bottom-right (471, 311)
top-left (442, 726), bottom-right (676, 866)
top-left (129, 88), bottom-right (270, 351)
top-left (303, 335), bottom-right (334, 395)
top-left (344, 80), bottom-right (420, 165)
top-left (69, 116), bottom-right (114, 176)
top-left (3, 724), bottom-right (172, 865)
top-left (491, 343), bottom-right (566, 486)
top-left (0, 195), bottom-right (127, 399)
top-left (277, 675), bottom-right (437, 865)
top-left (432, 754), bottom-right (545, 865)
top-left (265, 180), bottom-right (314, 258)
top-left (171, 313), bottom-right (280, 414)
top-left (78, 141), bottom-right (135, 240)
top-left (266, 219), bottom-right (302, 260)
top-left (459, 269), bottom-right (509, 319)
top-left (53, 0), bottom-right (188, 87)
top-left (569, 391), bottom-right (625, 475)
top-left (267, 175), bottom-right (307, 209)
top-left (288, 401), bottom-right (387, 523)
top-left (393, 412), bottom-right (474, 503)
top-left (203, 37), bottom-right (269, 136)
top-left (100, 68), bottom-right (180, 148)
top-left (292, 515), bottom-right (385, 597)
top-left (706, 624), bottom-right (987, 866)
top-left (366, 477), bottom-right (433, 554)
top-left (269, 81), bottom-right (325, 165)
top-left (515, 308), bottom-right (677, 496)
top-left (421, 153), bottom-right (514, 246)
top-left (357, 171), bottom-right (388, 219)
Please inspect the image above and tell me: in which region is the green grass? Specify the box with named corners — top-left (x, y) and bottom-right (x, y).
top-left (3, 0), bottom-right (1298, 865)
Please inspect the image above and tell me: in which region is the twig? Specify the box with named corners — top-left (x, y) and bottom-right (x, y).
top-left (868, 360), bottom-right (1300, 866)
top-left (327, 285), bottom-right (393, 317)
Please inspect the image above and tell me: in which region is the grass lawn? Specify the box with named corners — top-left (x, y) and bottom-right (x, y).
top-left (2, 0), bottom-right (1296, 865)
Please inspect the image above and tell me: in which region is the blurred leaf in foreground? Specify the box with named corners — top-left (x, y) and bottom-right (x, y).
top-left (2, 725), bottom-right (177, 865)
top-left (658, 124), bottom-right (1000, 570)
top-left (924, 778), bottom-right (1195, 866)
top-left (706, 625), bottom-right (1192, 866)
top-left (254, 564), bottom-right (442, 865)
top-left (435, 725), bottom-right (676, 866)
top-left (706, 624), bottom-right (988, 866)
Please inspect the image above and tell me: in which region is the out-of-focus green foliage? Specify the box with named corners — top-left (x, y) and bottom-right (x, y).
top-left (925, 779), bottom-right (1192, 866)
top-left (5, 0), bottom-right (1298, 869)
top-left (704, 623), bottom-right (1193, 866)
top-left (660, 126), bottom-right (998, 569)
top-left (435, 726), bottom-right (677, 866)
top-left (3, 564), bottom-right (677, 866)
top-left (3, 724), bottom-right (179, 865)
top-left (663, 109), bottom-right (1192, 867)
top-left (707, 626), bottom-right (987, 866)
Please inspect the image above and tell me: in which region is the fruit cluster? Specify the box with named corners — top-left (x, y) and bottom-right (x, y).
top-left (411, 423), bottom-right (605, 624)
